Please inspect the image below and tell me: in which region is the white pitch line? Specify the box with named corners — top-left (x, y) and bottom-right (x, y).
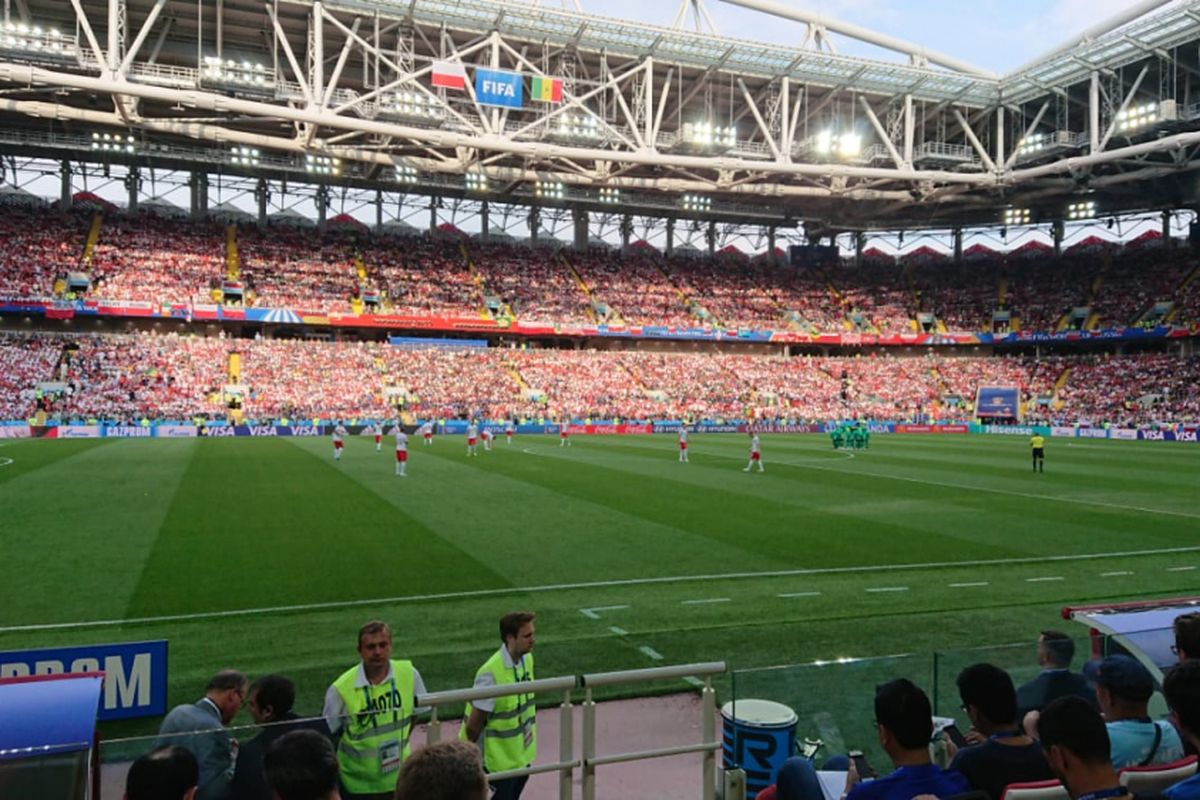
top-left (609, 626), bottom-right (628, 636)
top-left (639, 646), bottom-right (665, 660)
top-left (1168, 566), bottom-right (1197, 572)
top-left (866, 587), bottom-right (909, 593)
top-left (579, 604), bottom-right (630, 619)
top-left (7, 545), bottom-right (1200, 633)
top-left (778, 591), bottom-right (822, 598)
top-left (949, 581), bottom-right (989, 588)
top-left (1101, 571), bottom-right (1132, 577)
top-left (682, 597), bottom-right (732, 605)
top-left (0, 457), bottom-right (13, 468)
top-left (769, 457), bottom-right (1200, 520)
top-left (1026, 576), bottom-right (1064, 582)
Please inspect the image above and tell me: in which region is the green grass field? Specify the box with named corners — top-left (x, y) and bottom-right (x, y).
top-left (1, 432), bottom-right (1197, 742)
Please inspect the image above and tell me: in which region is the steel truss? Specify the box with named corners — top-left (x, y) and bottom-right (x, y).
top-left (1, 0), bottom-right (1200, 232)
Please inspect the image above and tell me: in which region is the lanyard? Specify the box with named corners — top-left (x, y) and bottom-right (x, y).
top-left (1077, 788), bottom-right (1128, 800)
top-left (988, 731), bottom-right (1023, 742)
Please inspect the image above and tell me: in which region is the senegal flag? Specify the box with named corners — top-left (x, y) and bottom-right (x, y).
top-left (531, 75), bottom-right (563, 103)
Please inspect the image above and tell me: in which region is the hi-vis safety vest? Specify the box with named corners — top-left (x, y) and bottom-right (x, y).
top-left (460, 650), bottom-right (536, 772)
top-left (332, 660), bottom-right (416, 794)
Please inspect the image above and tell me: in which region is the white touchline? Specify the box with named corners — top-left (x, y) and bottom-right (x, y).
top-left (580, 604), bottom-right (630, 619)
top-left (1026, 577), bottom-right (1064, 582)
top-left (949, 582), bottom-right (989, 588)
top-left (7, 545), bottom-right (1200, 633)
top-left (866, 587), bottom-right (909, 593)
top-left (682, 598), bottom-right (732, 605)
top-left (0, 457), bottom-right (13, 468)
top-left (1101, 571), bottom-right (1132, 577)
top-left (639, 646), bottom-right (664, 660)
top-left (778, 591), bottom-right (822, 598)
top-left (609, 626), bottom-right (628, 636)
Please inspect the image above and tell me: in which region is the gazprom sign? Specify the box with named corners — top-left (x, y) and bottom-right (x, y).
top-left (0, 640), bottom-right (168, 720)
top-left (475, 68), bottom-right (523, 108)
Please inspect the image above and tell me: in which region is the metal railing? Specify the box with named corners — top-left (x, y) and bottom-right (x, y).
top-left (418, 660), bottom-right (725, 800)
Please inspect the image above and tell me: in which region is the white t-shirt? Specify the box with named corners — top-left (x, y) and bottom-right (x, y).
top-left (750, 435), bottom-right (760, 454)
top-left (394, 430), bottom-right (408, 451)
top-left (467, 424), bottom-right (478, 438)
top-left (505, 420), bottom-right (515, 432)
top-left (333, 425), bottom-right (347, 442)
top-left (679, 429), bottom-right (688, 443)
top-left (421, 422), bottom-right (432, 435)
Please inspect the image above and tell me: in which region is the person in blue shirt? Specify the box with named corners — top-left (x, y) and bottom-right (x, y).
top-left (772, 679), bottom-right (969, 800)
top-left (1163, 661), bottom-right (1200, 800)
top-left (1084, 655), bottom-right (1183, 769)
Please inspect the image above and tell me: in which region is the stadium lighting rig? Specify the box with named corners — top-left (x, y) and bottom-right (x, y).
top-left (681, 194), bottom-right (711, 213)
top-left (378, 90), bottom-right (445, 123)
top-left (1115, 103), bottom-right (1161, 133)
top-left (598, 187), bottom-right (620, 205)
top-left (92, 132), bottom-right (135, 154)
top-left (305, 155), bottom-right (340, 176)
top-left (0, 21), bottom-right (72, 56)
top-left (535, 181), bottom-right (565, 201)
top-left (229, 146), bottom-right (261, 167)
top-left (681, 121), bottom-right (736, 151)
top-left (393, 165), bottom-right (419, 185)
top-left (201, 57), bottom-right (272, 89)
top-left (548, 113), bottom-right (602, 142)
top-left (1066, 200), bottom-right (1097, 221)
top-left (813, 129), bottom-right (863, 159)
top-left (1002, 208), bottom-right (1031, 226)
top-left (465, 173), bottom-right (489, 193)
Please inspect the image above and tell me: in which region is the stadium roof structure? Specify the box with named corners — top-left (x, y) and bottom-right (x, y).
top-left (2, 0), bottom-right (1200, 232)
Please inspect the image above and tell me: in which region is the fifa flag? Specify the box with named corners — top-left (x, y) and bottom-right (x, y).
top-left (431, 60), bottom-right (467, 91)
top-left (530, 75), bottom-right (563, 103)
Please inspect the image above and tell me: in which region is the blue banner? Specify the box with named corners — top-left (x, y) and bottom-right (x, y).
top-left (475, 69), bottom-right (523, 108)
top-left (976, 387), bottom-right (1020, 418)
top-left (0, 640), bottom-right (168, 721)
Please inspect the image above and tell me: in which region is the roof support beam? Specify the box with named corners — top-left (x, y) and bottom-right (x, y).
top-left (953, 108), bottom-right (996, 173)
top-left (737, 78), bottom-right (782, 161)
top-left (1003, 100), bottom-right (1050, 170)
top-left (1098, 64), bottom-right (1149, 153)
top-left (858, 96), bottom-right (905, 169)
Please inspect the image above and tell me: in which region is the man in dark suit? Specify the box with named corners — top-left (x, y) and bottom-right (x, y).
top-left (231, 674), bottom-right (330, 800)
top-left (1017, 631), bottom-right (1096, 720)
top-left (155, 669), bottom-right (247, 800)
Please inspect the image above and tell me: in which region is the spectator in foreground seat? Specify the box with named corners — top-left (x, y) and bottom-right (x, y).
top-left (1085, 655), bottom-right (1183, 769)
top-left (1163, 661), bottom-right (1200, 800)
top-left (264, 729), bottom-right (340, 800)
top-left (1037, 696), bottom-right (1134, 800)
top-left (1017, 631), bottom-right (1096, 720)
top-left (231, 674), bottom-right (329, 800)
top-left (126, 745), bottom-right (199, 800)
top-left (949, 663), bottom-right (1055, 800)
top-left (766, 679), bottom-right (970, 800)
top-left (394, 740), bottom-right (488, 800)
top-left (155, 669), bottom-right (247, 800)
top-left (1175, 613), bottom-right (1200, 663)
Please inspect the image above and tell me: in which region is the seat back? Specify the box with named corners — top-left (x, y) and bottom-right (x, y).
top-left (1119, 754), bottom-right (1198, 795)
top-left (1000, 779), bottom-right (1070, 800)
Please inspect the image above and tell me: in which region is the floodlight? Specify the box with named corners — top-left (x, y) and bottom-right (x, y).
top-left (681, 194), bottom-right (711, 212)
top-left (535, 181), bottom-right (564, 201)
top-left (599, 187), bottom-right (620, 205)
top-left (465, 173), bottom-right (489, 193)
top-left (379, 90), bottom-right (445, 122)
top-left (1115, 103), bottom-right (1158, 133)
top-left (305, 154), bottom-right (340, 176)
top-left (550, 112), bottom-right (601, 142)
top-left (229, 146), bottom-right (260, 167)
top-left (682, 121), bottom-right (735, 149)
top-left (393, 165), bottom-right (419, 185)
top-left (91, 132), bottom-right (135, 154)
top-left (1002, 208), bottom-right (1031, 226)
top-left (202, 56), bottom-right (272, 88)
top-left (1066, 200), bottom-right (1096, 221)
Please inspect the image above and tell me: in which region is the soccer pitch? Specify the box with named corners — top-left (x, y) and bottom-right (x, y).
top-left (1, 433), bottom-right (1198, 737)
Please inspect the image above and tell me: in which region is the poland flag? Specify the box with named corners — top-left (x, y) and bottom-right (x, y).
top-left (431, 61), bottom-right (467, 90)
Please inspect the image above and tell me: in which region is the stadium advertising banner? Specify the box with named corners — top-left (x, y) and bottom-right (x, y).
top-left (104, 425), bottom-right (152, 438)
top-left (564, 423), bottom-right (653, 435)
top-left (1139, 429), bottom-right (1200, 442)
top-left (57, 425), bottom-right (103, 438)
top-left (1111, 428), bottom-right (1139, 440)
top-left (0, 640), bottom-right (168, 721)
top-left (0, 425), bottom-right (30, 438)
top-left (972, 424), bottom-right (1051, 436)
top-left (199, 425), bottom-right (326, 437)
top-left (894, 424), bottom-right (969, 434)
top-left (976, 387), bottom-right (1020, 418)
top-left (155, 425), bottom-right (199, 438)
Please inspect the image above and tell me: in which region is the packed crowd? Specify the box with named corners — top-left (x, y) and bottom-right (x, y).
top-left (44, 333), bottom-right (232, 420)
top-left (0, 334), bottom-right (62, 418)
top-left (89, 215), bottom-right (225, 304)
top-left (5, 332), bottom-right (1199, 425)
top-left (3, 205), bottom-right (1200, 335)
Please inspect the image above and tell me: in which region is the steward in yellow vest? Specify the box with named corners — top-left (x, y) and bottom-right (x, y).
top-left (461, 611), bottom-right (537, 800)
top-left (323, 620), bottom-right (428, 800)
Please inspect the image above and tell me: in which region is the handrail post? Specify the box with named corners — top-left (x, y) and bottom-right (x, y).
top-left (702, 675), bottom-right (717, 800)
top-left (559, 688), bottom-right (574, 800)
top-left (582, 686), bottom-right (597, 800)
top-left (427, 704), bottom-right (441, 745)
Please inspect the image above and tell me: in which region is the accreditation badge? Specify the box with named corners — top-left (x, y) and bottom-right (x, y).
top-left (379, 740), bottom-right (401, 775)
top-left (523, 723), bottom-right (534, 750)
